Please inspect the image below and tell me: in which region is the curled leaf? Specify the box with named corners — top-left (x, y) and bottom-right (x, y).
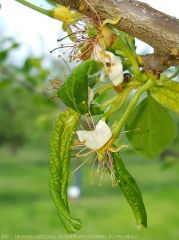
top-left (49, 109), bottom-right (81, 233)
top-left (112, 152), bottom-right (147, 228)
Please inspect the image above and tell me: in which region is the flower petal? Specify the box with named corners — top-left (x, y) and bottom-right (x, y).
top-left (92, 45), bottom-right (123, 86)
top-left (105, 51), bottom-right (124, 86)
top-left (76, 120), bottom-right (112, 151)
top-left (88, 87), bottom-right (94, 103)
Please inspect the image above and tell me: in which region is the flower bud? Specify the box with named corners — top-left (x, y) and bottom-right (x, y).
top-left (53, 5), bottom-right (79, 25)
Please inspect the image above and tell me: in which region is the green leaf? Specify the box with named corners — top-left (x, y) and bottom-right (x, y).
top-left (49, 109), bottom-right (81, 233)
top-left (112, 152), bottom-right (147, 228)
top-left (0, 42), bottom-right (19, 62)
top-left (45, 0), bottom-right (56, 6)
top-left (58, 59), bottom-right (102, 114)
top-left (125, 96), bottom-right (177, 159)
top-left (90, 103), bottom-right (104, 115)
top-left (86, 27), bottom-right (99, 37)
top-left (151, 80), bottom-right (179, 112)
top-left (111, 29), bottom-right (140, 78)
top-left (112, 29), bottom-right (136, 57)
top-left (24, 57), bottom-right (43, 71)
top-left (88, 75), bottom-right (100, 88)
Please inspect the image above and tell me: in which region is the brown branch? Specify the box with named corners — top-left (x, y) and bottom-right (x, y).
top-left (53, 0), bottom-right (179, 55)
top-left (141, 52), bottom-right (179, 77)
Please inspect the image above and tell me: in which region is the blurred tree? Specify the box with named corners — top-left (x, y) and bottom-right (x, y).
top-left (0, 37), bottom-right (60, 153)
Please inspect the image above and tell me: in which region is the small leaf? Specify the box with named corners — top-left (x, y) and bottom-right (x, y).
top-left (112, 29), bottom-right (136, 57)
top-left (49, 109), bottom-right (81, 233)
top-left (58, 59), bottom-right (102, 114)
top-left (88, 75), bottom-right (100, 88)
top-left (45, 0), bottom-right (56, 6)
top-left (24, 57), bottom-right (43, 71)
top-left (86, 27), bottom-right (99, 37)
top-left (90, 103), bottom-right (104, 115)
top-left (112, 152), bottom-right (147, 228)
top-left (125, 96), bottom-right (177, 159)
top-left (0, 42), bottom-right (19, 60)
top-left (151, 80), bottom-right (179, 112)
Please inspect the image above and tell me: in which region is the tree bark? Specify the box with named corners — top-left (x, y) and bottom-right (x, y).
top-left (53, 0), bottom-right (179, 57)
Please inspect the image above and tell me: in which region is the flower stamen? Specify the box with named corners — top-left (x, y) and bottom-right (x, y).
top-left (75, 150), bottom-right (93, 158)
top-left (90, 154), bottom-right (98, 185)
top-left (72, 156), bottom-right (91, 174)
top-left (99, 160), bottom-right (105, 186)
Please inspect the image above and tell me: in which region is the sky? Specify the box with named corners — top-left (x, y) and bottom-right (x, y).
top-left (0, 0), bottom-right (178, 62)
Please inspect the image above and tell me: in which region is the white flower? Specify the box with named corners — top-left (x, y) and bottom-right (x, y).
top-left (92, 45), bottom-right (124, 86)
top-left (76, 120), bottom-right (112, 151)
top-left (88, 87), bottom-right (94, 103)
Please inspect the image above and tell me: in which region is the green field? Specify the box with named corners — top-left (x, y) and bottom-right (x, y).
top-left (0, 146), bottom-right (179, 240)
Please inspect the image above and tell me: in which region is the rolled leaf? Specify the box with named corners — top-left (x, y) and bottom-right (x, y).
top-left (112, 152), bottom-right (147, 228)
top-left (49, 109), bottom-right (81, 233)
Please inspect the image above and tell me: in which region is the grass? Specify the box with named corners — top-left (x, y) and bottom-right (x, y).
top-left (0, 146), bottom-right (179, 239)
